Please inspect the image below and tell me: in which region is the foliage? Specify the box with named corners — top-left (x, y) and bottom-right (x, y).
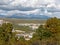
top-left (45, 17), bottom-right (60, 33)
top-left (0, 23), bottom-right (13, 45)
top-left (33, 25), bottom-right (52, 40)
top-left (0, 17), bottom-right (60, 45)
top-left (32, 17), bottom-right (60, 45)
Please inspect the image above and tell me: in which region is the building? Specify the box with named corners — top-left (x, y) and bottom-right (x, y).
top-left (12, 29), bottom-right (34, 40)
top-left (0, 20), bottom-right (4, 25)
top-left (12, 29), bottom-right (25, 33)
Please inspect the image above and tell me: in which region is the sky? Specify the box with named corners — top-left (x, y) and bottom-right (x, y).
top-left (0, 0), bottom-right (60, 18)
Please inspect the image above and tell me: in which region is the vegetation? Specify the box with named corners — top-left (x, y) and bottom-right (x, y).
top-left (0, 18), bottom-right (46, 24)
top-left (13, 24), bottom-right (33, 32)
top-left (0, 23), bottom-right (13, 45)
top-left (0, 17), bottom-right (60, 45)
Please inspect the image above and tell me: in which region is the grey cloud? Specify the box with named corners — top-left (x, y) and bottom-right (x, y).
top-left (55, 0), bottom-right (60, 4)
top-left (47, 7), bottom-right (60, 12)
top-left (0, 0), bottom-right (14, 5)
top-left (0, 0), bottom-right (60, 11)
top-left (0, 5), bottom-right (36, 11)
top-left (0, 0), bottom-right (60, 18)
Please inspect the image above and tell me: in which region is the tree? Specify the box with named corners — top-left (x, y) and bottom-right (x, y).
top-left (45, 17), bottom-right (60, 33)
top-left (33, 25), bottom-right (52, 40)
top-left (0, 23), bottom-right (13, 45)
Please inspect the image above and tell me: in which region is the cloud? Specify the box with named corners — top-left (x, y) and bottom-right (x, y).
top-left (10, 0), bottom-right (55, 8)
top-left (0, 9), bottom-right (40, 16)
top-left (0, 0), bottom-right (13, 5)
top-left (0, 0), bottom-right (60, 18)
top-left (0, 5), bottom-right (36, 11)
top-left (0, 0), bottom-right (58, 11)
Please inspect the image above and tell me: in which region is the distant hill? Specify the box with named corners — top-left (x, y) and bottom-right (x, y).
top-left (0, 14), bottom-right (50, 19)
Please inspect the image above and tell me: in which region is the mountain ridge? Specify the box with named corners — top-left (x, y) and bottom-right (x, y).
top-left (0, 14), bottom-right (50, 19)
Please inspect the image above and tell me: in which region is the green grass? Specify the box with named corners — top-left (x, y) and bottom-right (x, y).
top-left (0, 18), bottom-right (46, 24)
top-left (0, 18), bottom-right (46, 33)
top-left (13, 24), bottom-right (34, 33)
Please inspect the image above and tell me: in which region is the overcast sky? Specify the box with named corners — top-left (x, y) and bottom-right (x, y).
top-left (0, 0), bottom-right (60, 18)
